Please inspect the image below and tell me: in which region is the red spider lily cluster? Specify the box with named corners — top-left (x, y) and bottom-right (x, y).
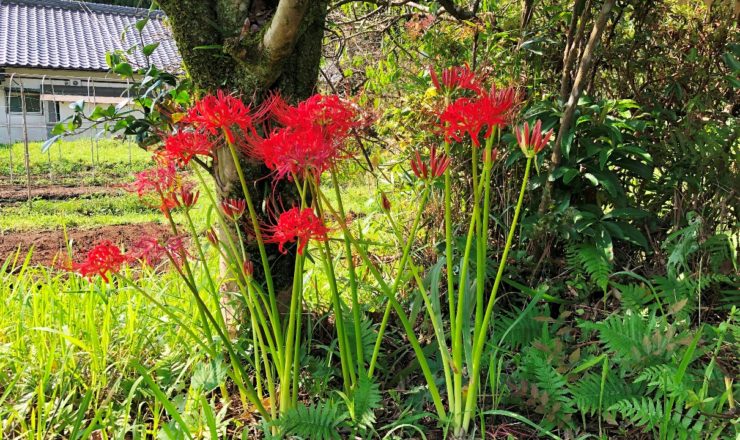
top-left (430, 64), bottom-right (482, 94)
top-left (73, 241), bottom-right (128, 282)
top-left (184, 90), bottom-right (254, 144)
top-left (71, 73), bottom-right (558, 284)
top-left (248, 94), bottom-right (361, 181)
top-left (265, 207), bottom-right (329, 255)
top-left (72, 235), bottom-right (190, 282)
top-left (438, 85), bottom-right (518, 147)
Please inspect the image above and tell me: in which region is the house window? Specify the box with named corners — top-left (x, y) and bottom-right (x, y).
top-left (7, 92), bottom-right (43, 114)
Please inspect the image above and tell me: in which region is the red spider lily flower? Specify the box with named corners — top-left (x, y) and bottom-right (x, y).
top-left (265, 207), bottom-right (329, 255)
top-left (125, 161), bottom-right (182, 215)
top-left (489, 86), bottom-right (518, 113)
top-left (127, 161), bottom-right (178, 197)
top-left (73, 240), bottom-right (127, 282)
top-left (247, 94), bottom-right (361, 181)
top-left (177, 184), bottom-right (199, 208)
top-left (185, 91), bottom-right (253, 144)
top-left (128, 236), bottom-right (167, 267)
top-left (221, 198), bottom-right (246, 219)
top-left (430, 64), bottom-right (482, 94)
top-left (439, 97), bottom-right (487, 146)
top-left (164, 235), bottom-right (191, 265)
top-left (270, 94), bottom-right (358, 142)
top-left (250, 126), bottom-right (337, 181)
top-left (439, 87), bottom-right (517, 147)
top-left (164, 131), bottom-right (213, 165)
top-left (515, 120), bottom-right (554, 158)
top-left (410, 145), bottom-right (451, 180)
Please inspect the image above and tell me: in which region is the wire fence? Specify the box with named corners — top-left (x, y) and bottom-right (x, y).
top-left (2, 74), bottom-right (136, 205)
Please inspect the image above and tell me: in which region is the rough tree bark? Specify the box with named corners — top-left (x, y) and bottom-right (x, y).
top-left (156, 0), bottom-right (329, 309)
top-left (538, 0), bottom-right (615, 215)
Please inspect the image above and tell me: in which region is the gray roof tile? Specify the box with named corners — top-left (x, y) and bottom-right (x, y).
top-left (0, 0), bottom-right (181, 72)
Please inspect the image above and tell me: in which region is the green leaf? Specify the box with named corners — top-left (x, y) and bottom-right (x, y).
top-left (191, 359), bottom-right (227, 393)
top-left (113, 62), bottom-right (134, 78)
top-left (595, 227), bottom-right (614, 262)
top-left (721, 51), bottom-right (740, 72)
top-left (41, 134), bottom-right (63, 153)
top-left (603, 208), bottom-right (649, 220)
top-left (583, 172), bottom-right (599, 186)
top-left (142, 42), bottom-right (160, 57)
top-left (135, 17), bottom-right (149, 32)
top-left (613, 222), bottom-right (649, 248)
top-left (133, 363), bottom-right (194, 440)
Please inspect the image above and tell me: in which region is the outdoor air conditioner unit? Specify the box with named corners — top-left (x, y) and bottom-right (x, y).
top-left (72, 80), bottom-right (80, 86)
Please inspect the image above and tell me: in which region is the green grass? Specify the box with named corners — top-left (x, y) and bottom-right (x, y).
top-left (0, 192), bottom-right (214, 233)
top-left (0, 193), bottom-right (161, 232)
top-left (0, 254), bottom-right (233, 438)
top-left (0, 138), bottom-right (151, 185)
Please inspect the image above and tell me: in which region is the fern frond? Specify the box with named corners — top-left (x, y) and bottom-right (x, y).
top-left (580, 313), bottom-right (679, 369)
top-left (571, 372), bottom-right (646, 416)
top-left (519, 346), bottom-right (576, 430)
top-left (613, 283), bottom-right (654, 312)
top-left (493, 306), bottom-right (546, 350)
top-left (275, 402), bottom-right (347, 440)
top-left (343, 374), bottom-right (382, 431)
top-left (609, 397), bottom-right (663, 429)
top-left (567, 244), bottom-right (612, 292)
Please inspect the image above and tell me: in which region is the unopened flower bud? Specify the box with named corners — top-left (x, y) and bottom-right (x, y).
top-left (381, 192), bottom-right (391, 212)
top-left (206, 227), bottom-right (219, 246)
top-left (242, 260), bottom-right (254, 278)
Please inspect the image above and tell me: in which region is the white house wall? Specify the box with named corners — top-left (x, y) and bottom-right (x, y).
top-left (1, 68), bottom-right (139, 144)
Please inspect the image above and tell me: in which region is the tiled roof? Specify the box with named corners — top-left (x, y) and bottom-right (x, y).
top-left (0, 0), bottom-right (181, 72)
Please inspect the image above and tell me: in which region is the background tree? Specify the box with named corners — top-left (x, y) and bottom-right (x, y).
top-left (152, 0), bottom-right (329, 303)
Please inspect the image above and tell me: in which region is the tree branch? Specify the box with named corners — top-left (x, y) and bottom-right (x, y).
top-left (436, 0), bottom-right (475, 20)
top-left (263, 0), bottom-right (311, 64)
top-left (539, 0), bottom-right (616, 214)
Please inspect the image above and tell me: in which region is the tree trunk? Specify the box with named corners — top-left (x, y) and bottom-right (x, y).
top-left (538, 0), bottom-right (615, 215)
top-left (157, 0), bottom-right (329, 310)
top-left (559, 0), bottom-right (589, 101)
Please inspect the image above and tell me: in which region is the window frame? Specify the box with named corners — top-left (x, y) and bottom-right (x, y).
top-left (6, 90), bottom-right (44, 115)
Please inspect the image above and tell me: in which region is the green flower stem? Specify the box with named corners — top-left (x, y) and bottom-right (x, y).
top-left (192, 166), bottom-right (283, 357)
top-left (451, 197), bottom-right (479, 427)
top-left (315, 187), bottom-right (446, 420)
top-left (225, 140), bottom-right (282, 342)
top-left (315, 205), bottom-right (356, 391)
top-left (367, 187), bottom-right (430, 378)
top-left (330, 168), bottom-right (365, 372)
top-left (279, 251), bottom-right (305, 411)
top-left (475, 134), bottom-right (495, 338)
top-left (165, 247), bottom-right (269, 418)
top-left (314, 177), bottom-right (356, 389)
top-left (182, 207), bottom-right (232, 402)
top-left (461, 156), bottom-right (533, 432)
top-left (382, 207), bottom-right (455, 408)
top-left (443, 141), bottom-right (456, 338)
top-left (182, 207), bottom-right (229, 337)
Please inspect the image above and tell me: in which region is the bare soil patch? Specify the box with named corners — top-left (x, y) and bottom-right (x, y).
top-left (0, 184), bottom-right (122, 203)
top-left (0, 223), bottom-right (170, 266)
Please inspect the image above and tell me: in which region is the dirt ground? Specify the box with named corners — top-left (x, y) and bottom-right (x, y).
top-left (0, 184), bottom-right (121, 203)
top-left (0, 223), bottom-right (170, 266)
